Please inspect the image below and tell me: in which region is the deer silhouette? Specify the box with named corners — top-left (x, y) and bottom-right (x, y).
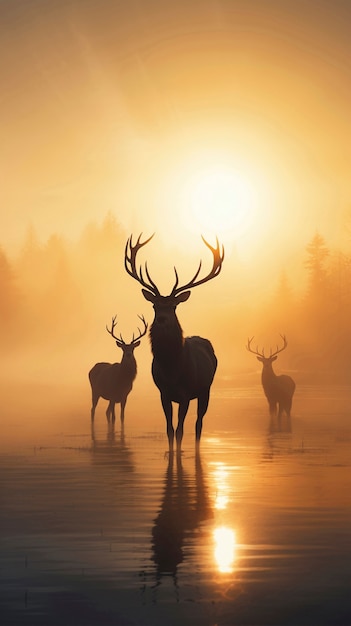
top-left (124, 234), bottom-right (224, 451)
top-left (150, 452), bottom-right (213, 591)
top-left (90, 422), bottom-right (134, 474)
top-left (89, 315), bottom-right (148, 425)
top-left (246, 334), bottom-right (296, 420)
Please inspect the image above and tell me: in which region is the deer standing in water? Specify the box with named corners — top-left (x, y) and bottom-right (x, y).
top-left (246, 334), bottom-right (296, 420)
top-left (89, 315), bottom-right (148, 425)
top-left (124, 234), bottom-right (224, 452)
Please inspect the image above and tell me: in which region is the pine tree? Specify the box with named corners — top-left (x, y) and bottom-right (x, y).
top-left (304, 232), bottom-right (330, 300)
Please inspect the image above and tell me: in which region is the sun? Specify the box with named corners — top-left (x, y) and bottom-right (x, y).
top-left (183, 165), bottom-right (255, 239)
top-left (133, 147), bottom-right (268, 260)
top-left (154, 154), bottom-right (262, 254)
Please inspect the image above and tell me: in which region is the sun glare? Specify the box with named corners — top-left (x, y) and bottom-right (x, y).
top-left (152, 149), bottom-right (267, 258)
top-left (184, 166), bottom-right (255, 239)
top-left (214, 526), bottom-right (237, 573)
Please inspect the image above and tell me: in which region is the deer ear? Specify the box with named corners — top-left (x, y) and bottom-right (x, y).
top-left (133, 340), bottom-right (141, 348)
top-left (175, 291), bottom-right (191, 304)
top-left (272, 355), bottom-right (278, 362)
top-left (142, 289), bottom-right (156, 303)
top-left (257, 356), bottom-right (263, 362)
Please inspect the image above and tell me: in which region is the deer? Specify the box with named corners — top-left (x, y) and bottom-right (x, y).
top-left (89, 314), bottom-right (148, 426)
top-left (246, 334), bottom-right (296, 421)
top-left (124, 233), bottom-right (224, 452)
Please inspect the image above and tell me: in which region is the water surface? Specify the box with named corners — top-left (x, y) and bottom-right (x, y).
top-left (1, 383), bottom-right (350, 625)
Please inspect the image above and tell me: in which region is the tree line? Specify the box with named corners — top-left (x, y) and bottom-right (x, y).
top-left (1, 215), bottom-right (350, 383)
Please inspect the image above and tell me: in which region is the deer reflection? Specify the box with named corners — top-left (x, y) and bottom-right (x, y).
top-left (151, 452), bottom-right (213, 585)
top-left (263, 417), bottom-right (293, 463)
top-left (90, 422), bottom-right (134, 474)
top-left (268, 411), bottom-right (292, 435)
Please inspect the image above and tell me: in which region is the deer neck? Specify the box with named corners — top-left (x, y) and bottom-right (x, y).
top-left (121, 355), bottom-right (137, 380)
top-left (261, 363), bottom-right (276, 387)
top-left (150, 320), bottom-right (184, 371)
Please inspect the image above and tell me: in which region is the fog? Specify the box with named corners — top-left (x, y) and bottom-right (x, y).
top-left (1, 213), bottom-right (350, 406)
top-left (2, 0), bottom-right (351, 398)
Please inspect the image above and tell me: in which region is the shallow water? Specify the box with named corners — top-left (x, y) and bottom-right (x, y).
top-left (1, 383), bottom-right (351, 625)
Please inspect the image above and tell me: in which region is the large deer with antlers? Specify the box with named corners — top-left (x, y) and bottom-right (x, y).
top-left (246, 335), bottom-right (296, 419)
top-left (89, 315), bottom-right (148, 425)
top-left (124, 234), bottom-right (224, 452)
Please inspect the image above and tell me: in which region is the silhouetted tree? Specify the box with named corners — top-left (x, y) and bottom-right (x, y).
top-left (304, 232), bottom-right (330, 299)
top-left (0, 246), bottom-right (21, 336)
top-left (79, 211), bottom-right (124, 256)
top-left (15, 224), bottom-right (45, 299)
top-left (75, 212), bottom-right (131, 327)
top-left (43, 234), bottom-right (84, 340)
top-left (299, 232), bottom-right (351, 379)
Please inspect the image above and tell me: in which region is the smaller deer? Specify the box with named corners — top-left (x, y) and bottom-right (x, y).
top-left (246, 335), bottom-right (296, 419)
top-left (89, 315), bottom-right (148, 425)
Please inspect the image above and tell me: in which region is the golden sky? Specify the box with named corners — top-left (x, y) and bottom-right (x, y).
top-left (1, 0), bottom-right (351, 267)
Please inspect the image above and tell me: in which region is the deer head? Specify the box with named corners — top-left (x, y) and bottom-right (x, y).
top-left (106, 314), bottom-right (148, 357)
top-left (124, 234), bottom-right (224, 332)
top-left (246, 334), bottom-right (288, 366)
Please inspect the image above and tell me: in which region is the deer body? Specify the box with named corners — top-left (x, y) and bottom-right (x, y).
top-left (89, 315), bottom-right (147, 425)
top-left (151, 335), bottom-right (217, 403)
top-left (247, 335), bottom-right (296, 419)
top-left (89, 356), bottom-right (137, 424)
top-left (149, 321), bottom-right (217, 446)
top-left (125, 234), bottom-right (224, 451)
top-left (260, 358), bottom-right (295, 418)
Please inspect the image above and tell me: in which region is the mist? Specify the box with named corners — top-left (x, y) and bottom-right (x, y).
top-left (1, 210), bottom-right (350, 408)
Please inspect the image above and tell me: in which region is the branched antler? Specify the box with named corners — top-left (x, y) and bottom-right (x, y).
top-left (171, 236), bottom-right (224, 296)
top-left (246, 334), bottom-right (288, 358)
top-left (106, 315), bottom-right (148, 346)
top-left (124, 233), bottom-right (224, 297)
top-left (124, 233), bottom-right (159, 295)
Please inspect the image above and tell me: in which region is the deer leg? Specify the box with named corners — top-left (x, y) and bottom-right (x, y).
top-left (196, 390), bottom-right (210, 445)
top-left (285, 397), bottom-right (292, 418)
top-left (269, 401), bottom-right (277, 417)
top-left (161, 393), bottom-right (174, 452)
top-left (91, 394), bottom-right (99, 421)
top-left (120, 397), bottom-right (127, 426)
top-left (106, 401), bottom-right (113, 423)
top-left (282, 398), bottom-right (293, 432)
top-left (176, 400), bottom-right (190, 450)
top-left (111, 402), bottom-right (117, 424)
top-left (277, 403), bottom-right (283, 430)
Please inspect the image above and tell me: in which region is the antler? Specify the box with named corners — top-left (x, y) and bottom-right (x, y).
top-left (246, 334), bottom-right (288, 358)
top-left (106, 315), bottom-right (124, 343)
top-left (125, 233), bottom-right (224, 297)
top-left (246, 336), bottom-right (265, 357)
top-left (270, 334), bottom-right (288, 358)
top-left (124, 233), bottom-right (159, 295)
top-left (130, 314), bottom-right (148, 344)
top-left (171, 236), bottom-right (225, 296)
top-left (106, 314), bottom-right (148, 345)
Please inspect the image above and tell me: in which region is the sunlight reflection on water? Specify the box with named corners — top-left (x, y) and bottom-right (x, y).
top-left (1, 384), bottom-right (351, 625)
top-left (213, 526), bottom-right (237, 573)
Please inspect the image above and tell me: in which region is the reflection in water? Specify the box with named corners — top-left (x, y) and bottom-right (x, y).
top-left (3, 386), bottom-right (351, 625)
top-left (213, 526), bottom-right (237, 573)
top-left (212, 462), bottom-right (231, 510)
top-left (210, 460), bottom-right (237, 575)
top-left (263, 415), bottom-right (293, 462)
top-left (151, 452), bottom-right (213, 586)
top-left (269, 412), bottom-right (292, 434)
top-left (90, 422), bottom-right (134, 473)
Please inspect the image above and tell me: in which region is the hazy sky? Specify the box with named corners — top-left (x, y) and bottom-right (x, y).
top-left (1, 0), bottom-right (351, 267)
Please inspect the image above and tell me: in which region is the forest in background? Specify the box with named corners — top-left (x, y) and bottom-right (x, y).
top-left (1, 211), bottom-right (351, 387)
